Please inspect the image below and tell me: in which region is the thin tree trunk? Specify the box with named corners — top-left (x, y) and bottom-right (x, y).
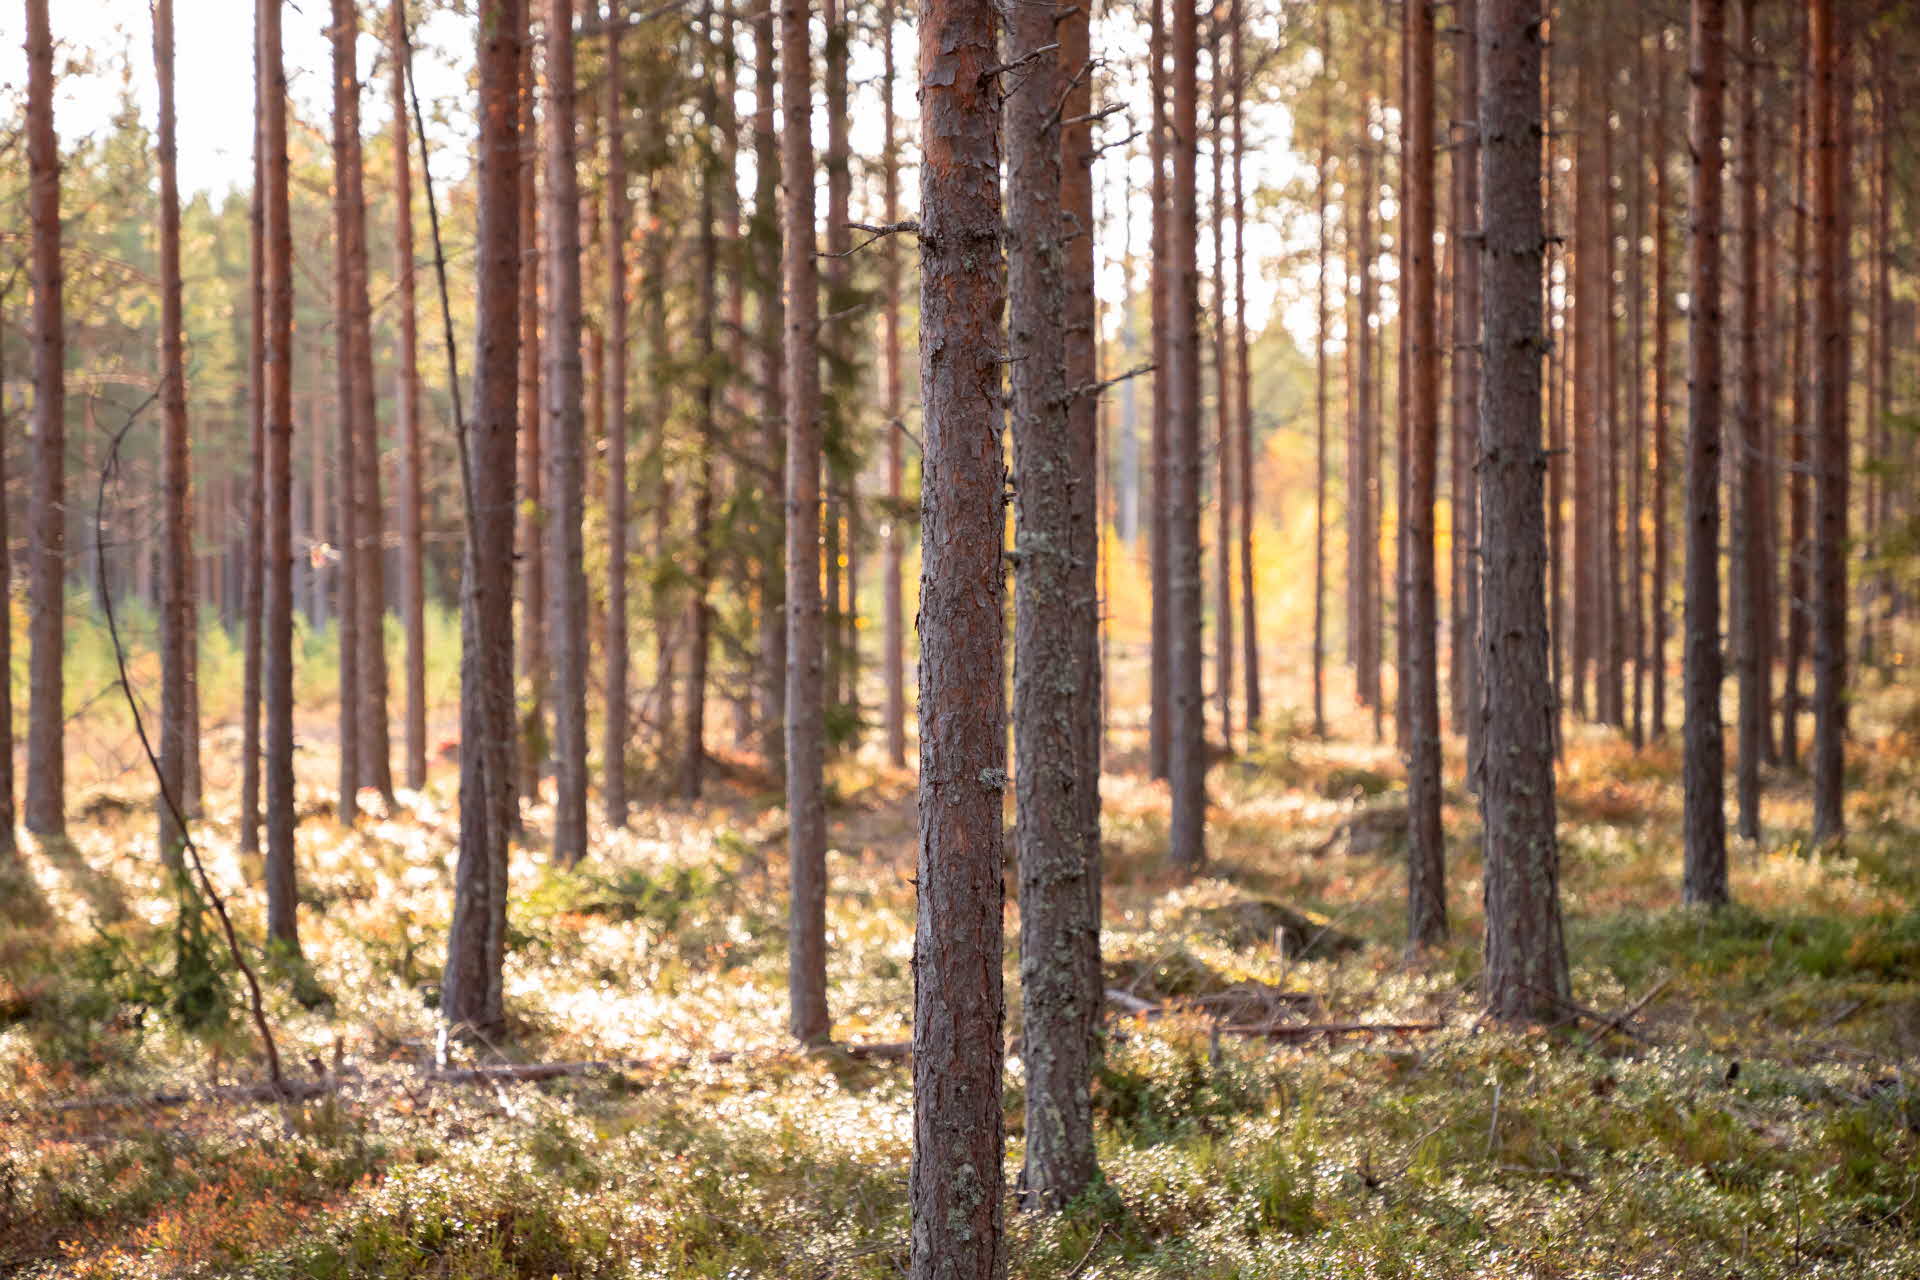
top-left (1732, 0), bottom-right (1764, 841)
top-left (684, 9), bottom-right (719, 803)
top-left (782, 0), bottom-right (829, 1046)
top-left (1783, 13), bottom-right (1809, 767)
top-left (155, 0), bottom-right (192, 868)
top-left (1210, 31), bottom-right (1232, 751)
top-left (1808, 0), bottom-right (1850, 844)
top-left (1479, 0), bottom-right (1567, 1025)
top-left (1312, 14), bottom-right (1332, 740)
top-left (603, 1), bottom-right (630, 825)
top-left (444, 0), bottom-right (524, 1038)
top-left (25, 0), bottom-right (65, 840)
top-left (1353, 27), bottom-right (1381, 718)
top-left (545, 0), bottom-right (589, 865)
top-left (911, 0), bottom-right (1007, 1261)
top-left (1147, 0), bottom-right (1170, 779)
top-left (518, 25), bottom-right (546, 809)
top-left (332, 0), bottom-right (365, 827)
top-left (262, 0), bottom-right (300, 949)
top-left (1681, 0), bottom-right (1729, 907)
top-left (1652, 33), bottom-right (1672, 740)
top-left (0, 285), bottom-right (13, 862)
top-left (392, 0), bottom-right (427, 792)
top-left (1627, 22), bottom-right (1647, 749)
top-left (1232, 3), bottom-right (1257, 738)
top-left (241, 84), bottom-right (265, 849)
top-left (1167, 0), bottom-right (1205, 876)
top-left (881, 0), bottom-right (906, 767)
top-left (1011, 0), bottom-right (1101, 1211)
top-left (822, 0), bottom-right (853, 725)
top-left (1403, 0), bottom-right (1445, 949)
top-left (753, 0), bottom-right (786, 779)
top-left (1449, 0), bottom-right (1480, 761)
top-left (342, 0), bottom-right (393, 808)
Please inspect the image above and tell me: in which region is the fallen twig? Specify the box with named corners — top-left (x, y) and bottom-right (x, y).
top-left (1222, 1020), bottom-right (1444, 1041)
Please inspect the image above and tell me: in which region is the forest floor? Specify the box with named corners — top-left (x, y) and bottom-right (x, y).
top-left (6, 672), bottom-right (1920, 1278)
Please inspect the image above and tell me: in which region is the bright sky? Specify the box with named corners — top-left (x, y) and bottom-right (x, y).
top-left (2, 2), bottom-right (1313, 345)
top-left (0, 1), bottom-right (474, 201)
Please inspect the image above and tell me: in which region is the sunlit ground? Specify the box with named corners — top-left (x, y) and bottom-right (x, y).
top-left (5, 590), bottom-right (1920, 1278)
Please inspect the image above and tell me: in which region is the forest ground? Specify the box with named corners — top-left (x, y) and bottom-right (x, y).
top-left (5, 646), bottom-right (1920, 1278)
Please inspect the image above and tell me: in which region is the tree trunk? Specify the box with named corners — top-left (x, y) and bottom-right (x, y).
top-left (344, 1), bottom-right (393, 808)
top-left (1403, 0), bottom-right (1445, 949)
top-left (1232, 3), bottom-right (1257, 738)
top-left (822, 0), bottom-right (855, 728)
top-left (0, 287), bottom-right (12, 862)
top-left (332, 0), bottom-right (365, 827)
top-left (155, 0), bottom-right (192, 867)
top-left (782, 0), bottom-right (830, 1046)
top-left (444, 0), bottom-right (524, 1038)
top-left (1651, 35), bottom-right (1672, 740)
top-left (518, 25), bottom-right (545, 811)
top-left (1353, 28), bottom-right (1381, 718)
top-left (1009, 0), bottom-right (1100, 1211)
top-left (545, 0), bottom-right (589, 865)
top-left (911, 0), bottom-right (1007, 1262)
top-left (683, 11), bottom-right (719, 803)
top-left (392, 0), bottom-right (427, 792)
top-left (1782, 14), bottom-right (1809, 767)
top-left (1312, 14), bottom-right (1332, 740)
top-left (240, 81), bottom-right (265, 852)
top-left (1627, 24), bottom-right (1647, 749)
top-left (1808, 0), bottom-right (1849, 844)
top-left (1681, 0), bottom-right (1728, 907)
top-left (1167, 0), bottom-right (1206, 877)
top-left (262, 0), bottom-right (300, 950)
top-left (1210, 32), bottom-right (1233, 751)
top-left (1147, 0), bottom-right (1170, 780)
top-left (881, 0), bottom-right (906, 767)
top-left (603, 2), bottom-right (630, 825)
top-left (753, 0), bottom-right (786, 779)
top-left (1479, 0), bottom-right (1569, 1025)
top-left (1449, 0), bottom-right (1480, 761)
top-left (25, 0), bottom-right (65, 840)
top-left (1731, 0), bottom-right (1764, 841)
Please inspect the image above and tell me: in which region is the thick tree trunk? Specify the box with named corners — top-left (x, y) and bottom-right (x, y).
top-left (262, 0), bottom-right (300, 949)
top-left (1479, 0), bottom-right (1568, 1025)
top-left (444, 0), bottom-right (524, 1038)
top-left (545, 0), bottom-right (589, 865)
top-left (1403, 0), bottom-right (1445, 949)
top-left (1627, 25), bottom-right (1647, 749)
top-left (604, 3), bottom-right (631, 825)
top-left (911, 0), bottom-right (1007, 1261)
top-left (155, 0), bottom-right (192, 867)
top-left (392, 0), bottom-right (427, 792)
top-left (1010, 0), bottom-right (1101, 1211)
top-left (1808, 0), bottom-right (1849, 845)
top-left (822, 0), bottom-right (855, 726)
top-left (25, 0), bottom-right (65, 840)
top-left (1681, 0), bottom-right (1728, 907)
top-left (753, 0), bottom-right (786, 779)
top-left (1167, 0), bottom-right (1206, 876)
top-left (782, 0), bottom-right (830, 1046)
